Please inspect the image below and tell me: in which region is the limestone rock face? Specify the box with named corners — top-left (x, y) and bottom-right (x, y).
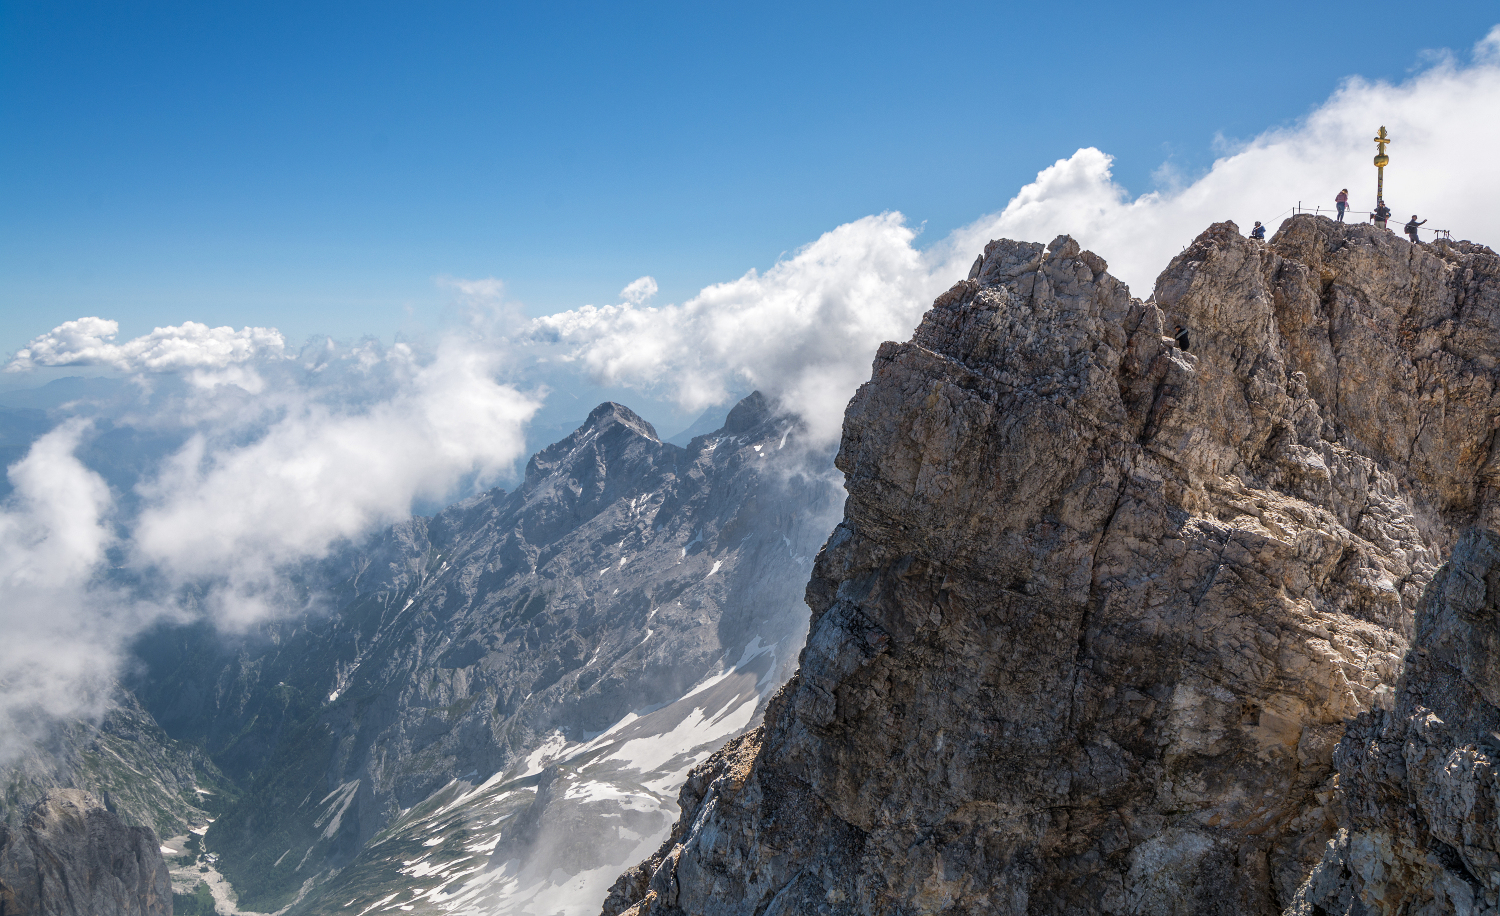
top-left (0, 789), bottom-right (171, 916)
top-left (1, 688), bottom-right (225, 841)
top-left (1289, 528), bottom-right (1500, 916)
top-left (604, 217), bottom-right (1500, 915)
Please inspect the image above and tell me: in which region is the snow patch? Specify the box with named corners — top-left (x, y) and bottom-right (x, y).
top-left (517, 732), bottom-right (570, 778)
top-left (315, 780), bottom-right (360, 839)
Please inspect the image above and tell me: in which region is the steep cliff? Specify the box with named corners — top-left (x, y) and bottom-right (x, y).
top-left (0, 789), bottom-right (171, 916)
top-left (606, 217), bottom-right (1500, 915)
top-left (1288, 525), bottom-right (1500, 916)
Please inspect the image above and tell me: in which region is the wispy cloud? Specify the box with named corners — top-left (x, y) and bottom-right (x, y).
top-left (619, 276), bottom-right (659, 305)
top-left (133, 336), bottom-right (539, 627)
top-left (0, 422), bottom-right (163, 762)
top-left (0, 323), bottom-right (538, 758)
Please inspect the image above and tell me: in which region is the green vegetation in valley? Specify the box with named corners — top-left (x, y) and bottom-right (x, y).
top-left (173, 882), bottom-right (219, 915)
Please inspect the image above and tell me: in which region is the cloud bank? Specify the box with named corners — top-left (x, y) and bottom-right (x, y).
top-left (529, 214), bottom-right (929, 444)
top-left (0, 325), bottom-right (538, 756)
top-left (533, 26), bottom-right (1500, 445)
top-left (3, 26), bottom-right (1498, 759)
top-left (7, 317), bottom-right (286, 376)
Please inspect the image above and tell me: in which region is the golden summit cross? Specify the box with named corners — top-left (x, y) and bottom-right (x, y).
top-left (1373, 126), bottom-right (1392, 227)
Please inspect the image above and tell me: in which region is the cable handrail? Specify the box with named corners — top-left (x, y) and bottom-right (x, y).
top-left (1288, 202), bottom-right (1453, 240)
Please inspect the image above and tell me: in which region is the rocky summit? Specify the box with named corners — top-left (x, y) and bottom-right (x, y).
top-left (605, 217), bottom-right (1500, 915)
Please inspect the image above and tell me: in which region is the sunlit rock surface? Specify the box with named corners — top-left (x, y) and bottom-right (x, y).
top-left (607, 217), bottom-right (1500, 915)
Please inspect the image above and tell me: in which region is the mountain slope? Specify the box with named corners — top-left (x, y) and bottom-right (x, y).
top-left (130, 392), bottom-right (844, 912)
top-left (606, 219), bottom-right (1500, 915)
top-left (1, 688), bottom-right (230, 840)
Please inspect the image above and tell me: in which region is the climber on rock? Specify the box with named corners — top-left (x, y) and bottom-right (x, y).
top-left (1405, 215), bottom-right (1427, 243)
top-left (1335, 189), bottom-right (1349, 222)
top-left (1172, 325), bottom-right (1190, 351)
top-left (1249, 222), bottom-right (1266, 241)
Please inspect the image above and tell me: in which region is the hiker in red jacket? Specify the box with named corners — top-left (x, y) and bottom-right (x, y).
top-left (1335, 189), bottom-right (1349, 222)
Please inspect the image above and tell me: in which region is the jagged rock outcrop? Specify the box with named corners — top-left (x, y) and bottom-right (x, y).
top-left (1288, 527), bottom-right (1500, 916)
top-left (605, 217), bottom-right (1500, 915)
top-left (0, 789), bottom-right (171, 916)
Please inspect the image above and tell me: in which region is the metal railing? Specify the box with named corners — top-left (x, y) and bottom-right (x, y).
top-left (1287, 202), bottom-right (1451, 240)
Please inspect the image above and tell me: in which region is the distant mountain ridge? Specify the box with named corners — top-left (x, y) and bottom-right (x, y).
top-left (115, 390), bottom-right (843, 913)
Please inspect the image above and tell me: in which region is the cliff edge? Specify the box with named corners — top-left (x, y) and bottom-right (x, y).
top-left (603, 216), bottom-right (1500, 915)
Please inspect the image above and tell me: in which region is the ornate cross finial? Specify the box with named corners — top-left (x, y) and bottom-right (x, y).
top-left (1371, 125), bottom-right (1393, 226)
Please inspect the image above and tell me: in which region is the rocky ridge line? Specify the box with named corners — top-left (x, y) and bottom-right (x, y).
top-left (603, 216), bottom-right (1500, 915)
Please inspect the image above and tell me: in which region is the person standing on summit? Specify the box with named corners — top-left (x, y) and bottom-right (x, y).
top-left (1405, 215), bottom-right (1427, 243)
top-left (1335, 189), bottom-right (1349, 222)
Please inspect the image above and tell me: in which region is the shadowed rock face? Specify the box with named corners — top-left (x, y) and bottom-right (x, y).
top-left (604, 218), bottom-right (1500, 916)
top-left (127, 392), bottom-right (845, 912)
top-left (0, 789), bottom-right (171, 916)
top-left (1288, 528), bottom-right (1500, 916)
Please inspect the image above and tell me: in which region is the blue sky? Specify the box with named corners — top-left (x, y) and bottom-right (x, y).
top-left (4, 1), bottom-right (1498, 363)
top-left (2, 1), bottom-right (1500, 746)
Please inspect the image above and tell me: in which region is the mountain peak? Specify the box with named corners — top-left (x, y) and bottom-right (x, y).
top-left (720, 391), bottom-right (771, 435)
top-left (607, 216), bottom-right (1500, 915)
top-left (581, 401), bottom-right (659, 442)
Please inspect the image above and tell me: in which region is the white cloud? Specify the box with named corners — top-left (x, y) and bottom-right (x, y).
top-left (0, 329), bottom-right (539, 750)
top-left (529, 213), bottom-right (933, 444)
top-left (6, 318), bottom-right (286, 381)
top-left (131, 335), bottom-right (539, 627)
top-left (950, 25), bottom-right (1500, 296)
top-left (620, 276), bottom-right (659, 305)
top-left (531, 26), bottom-right (1500, 444)
top-left (0, 423), bottom-right (162, 763)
